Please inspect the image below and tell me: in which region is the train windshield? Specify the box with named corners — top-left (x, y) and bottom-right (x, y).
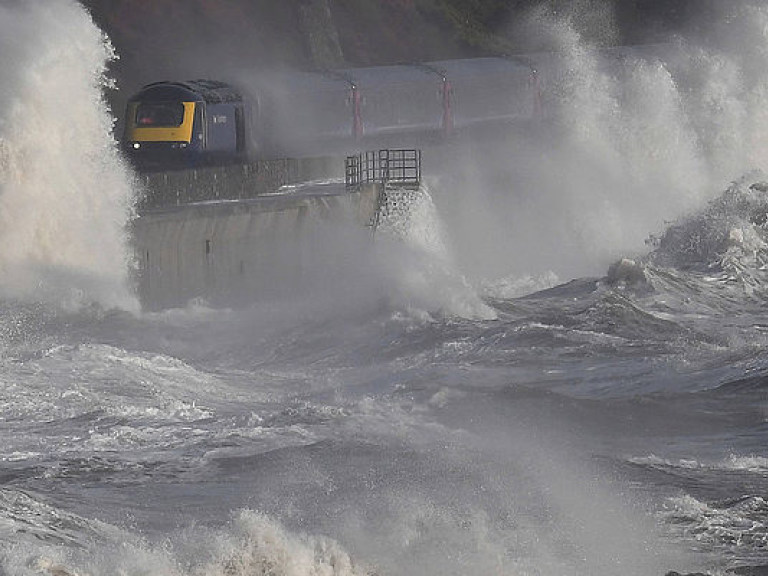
top-left (135, 102), bottom-right (186, 127)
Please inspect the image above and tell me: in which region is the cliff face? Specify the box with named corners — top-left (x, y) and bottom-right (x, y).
top-left (85, 1), bottom-right (309, 88)
top-left (83, 0), bottom-right (691, 85)
top-left (83, 0), bottom-right (491, 121)
top-left (84, 0), bottom-right (480, 90)
top-left (80, 0), bottom-right (692, 121)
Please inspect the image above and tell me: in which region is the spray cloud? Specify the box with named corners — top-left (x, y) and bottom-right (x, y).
top-left (436, 1), bottom-right (768, 286)
top-left (0, 0), bottom-right (137, 310)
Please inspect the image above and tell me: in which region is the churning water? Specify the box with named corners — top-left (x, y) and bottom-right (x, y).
top-left (3, 1), bottom-right (768, 575)
top-left (0, 1), bottom-right (136, 310)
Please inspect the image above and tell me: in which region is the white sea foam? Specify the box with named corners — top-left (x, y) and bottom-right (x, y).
top-left (663, 493), bottom-right (768, 557)
top-left (632, 453), bottom-right (768, 474)
top-left (376, 184), bottom-right (497, 320)
top-left (0, 1), bottom-right (137, 310)
top-left (725, 454), bottom-right (768, 472)
top-left (6, 509), bottom-right (371, 576)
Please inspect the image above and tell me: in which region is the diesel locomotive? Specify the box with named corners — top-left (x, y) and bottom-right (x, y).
top-left (124, 79), bottom-right (247, 168)
top-left (123, 57), bottom-right (542, 169)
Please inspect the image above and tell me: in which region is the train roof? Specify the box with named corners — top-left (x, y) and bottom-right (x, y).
top-left (427, 57), bottom-right (535, 77)
top-left (342, 64), bottom-right (440, 88)
top-left (239, 57), bottom-right (538, 95)
top-left (132, 57), bottom-right (542, 104)
top-left (267, 70), bottom-right (349, 93)
top-left (130, 80), bottom-right (242, 104)
top-left (340, 58), bottom-right (535, 87)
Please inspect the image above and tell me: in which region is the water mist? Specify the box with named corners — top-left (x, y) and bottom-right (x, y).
top-left (435, 2), bottom-right (768, 289)
top-left (0, 1), bottom-right (137, 311)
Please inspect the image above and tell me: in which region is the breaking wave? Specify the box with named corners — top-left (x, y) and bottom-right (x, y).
top-left (439, 2), bottom-right (768, 287)
top-left (0, 1), bottom-right (137, 310)
top-left (601, 173), bottom-right (768, 308)
top-left (3, 508), bottom-right (371, 576)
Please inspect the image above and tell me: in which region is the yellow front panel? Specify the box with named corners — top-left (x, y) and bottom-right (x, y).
top-left (127, 102), bottom-right (196, 143)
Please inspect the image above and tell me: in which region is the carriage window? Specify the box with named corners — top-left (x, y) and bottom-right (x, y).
top-left (135, 102), bottom-right (186, 127)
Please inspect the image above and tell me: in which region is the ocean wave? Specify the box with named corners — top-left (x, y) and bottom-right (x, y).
top-left (645, 174), bottom-right (768, 296)
top-left (1, 509), bottom-right (372, 576)
top-left (662, 493), bottom-right (768, 559)
top-left (631, 453), bottom-right (768, 474)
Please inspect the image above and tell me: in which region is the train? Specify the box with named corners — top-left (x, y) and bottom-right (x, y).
top-left (123, 45), bottom-right (673, 170)
top-left (123, 56), bottom-right (543, 169)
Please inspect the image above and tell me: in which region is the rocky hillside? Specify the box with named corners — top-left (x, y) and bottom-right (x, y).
top-left (80, 0), bottom-right (693, 121)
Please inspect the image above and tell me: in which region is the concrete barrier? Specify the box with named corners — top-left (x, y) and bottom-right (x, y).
top-left (137, 157), bottom-right (344, 210)
top-left (131, 182), bottom-right (381, 309)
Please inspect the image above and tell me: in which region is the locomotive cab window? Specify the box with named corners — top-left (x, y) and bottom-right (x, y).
top-left (135, 102), bottom-right (186, 127)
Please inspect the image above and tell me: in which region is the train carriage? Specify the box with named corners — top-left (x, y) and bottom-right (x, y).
top-left (123, 57), bottom-right (544, 168)
top-left (343, 64), bottom-right (446, 137)
top-left (244, 70), bottom-right (355, 155)
top-left (430, 57), bottom-right (538, 129)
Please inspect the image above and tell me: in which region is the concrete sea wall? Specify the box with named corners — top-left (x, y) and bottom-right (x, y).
top-left (136, 157), bottom-right (344, 210)
top-left (131, 183), bottom-right (381, 309)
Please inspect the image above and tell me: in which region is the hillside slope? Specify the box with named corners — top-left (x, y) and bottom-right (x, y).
top-left (80, 0), bottom-right (692, 127)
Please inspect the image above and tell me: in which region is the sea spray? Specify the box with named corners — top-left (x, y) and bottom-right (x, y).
top-left (520, 16), bottom-right (707, 273)
top-left (439, 3), bottom-right (768, 285)
top-left (7, 509), bottom-right (372, 576)
top-left (678, 3), bottom-right (768, 179)
top-left (0, 1), bottom-right (137, 310)
top-left (375, 183), bottom-right (496, 320)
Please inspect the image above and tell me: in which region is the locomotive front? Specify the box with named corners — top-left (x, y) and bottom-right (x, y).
top-left (124, 80), bottom-right (246, 170)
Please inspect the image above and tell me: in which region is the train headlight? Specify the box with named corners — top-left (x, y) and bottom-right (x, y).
top-left (132, 142), bottom-right (141, 149)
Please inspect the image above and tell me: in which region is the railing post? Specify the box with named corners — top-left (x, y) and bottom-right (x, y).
top-left (380, 149), bottom-right (389, 184)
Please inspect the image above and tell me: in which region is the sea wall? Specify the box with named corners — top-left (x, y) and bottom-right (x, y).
top-left (131, 183), bottom-right (381, 309)
top-left (137, 156), bottom-right (344, 210)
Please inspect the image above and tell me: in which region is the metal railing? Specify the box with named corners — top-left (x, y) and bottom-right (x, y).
top-left (345, 149), bottom-right (421, 190)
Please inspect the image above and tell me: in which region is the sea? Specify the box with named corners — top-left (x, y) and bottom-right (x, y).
top-left (1, 1), bottom-right (768, 575)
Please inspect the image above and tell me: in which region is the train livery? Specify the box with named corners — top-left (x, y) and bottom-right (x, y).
top-left (123, 57), bottom-right (541, 168)
top-left (125, 80), bottom-right (247, 167)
